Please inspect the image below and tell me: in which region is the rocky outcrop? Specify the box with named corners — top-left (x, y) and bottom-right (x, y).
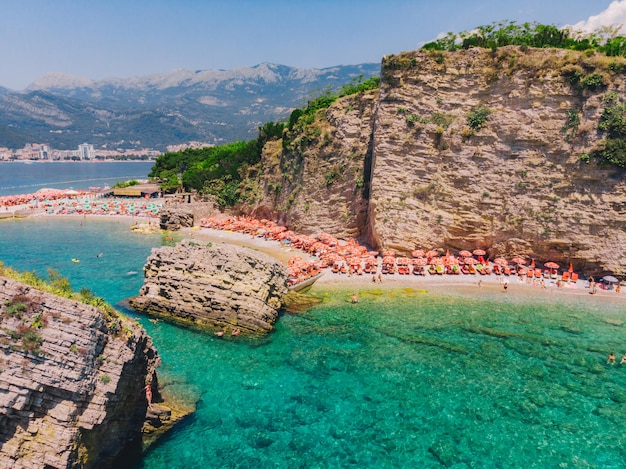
top-left (0, 276), bottom-right (160, 469)
top-left (242, 46), bottom-right (626, 275)
top-left (159, 207), bottom-right (194, 230)
top-left (130, 240), bottom-right (289, 334)
top-left (160, 201), bottom-right (219, 231)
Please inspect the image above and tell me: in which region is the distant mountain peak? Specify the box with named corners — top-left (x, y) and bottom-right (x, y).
top-left (27, 72), bottom-right (94, 91)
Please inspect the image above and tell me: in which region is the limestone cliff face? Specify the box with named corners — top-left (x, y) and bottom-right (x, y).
top-left (244, 46), bottom-right (626, 275)
top-left (243, 91), bottom-right (377, 239)
top-left (130, 240), bottom-right (289, 334)
top-left (368, 46), bottom-right (626, 274)
top-left (0, 276), bottom-right (159, 469)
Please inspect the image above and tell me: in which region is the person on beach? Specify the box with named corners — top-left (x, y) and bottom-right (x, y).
top-left (214, 331), bottom-right (224, 337)
top-left (372, 274), bottom-right (377, 283)
top-left (503, 281), bottom-right (508, 292)
top-left (377, 273), bottom-right (382, 283)
top-left (608, 352), bottom-right (616, 365)
top-left (231, 328), bottom-right (241, 336)
top-left (351, 294), bottom-right (358, 304)
top-left (616, 284), bottom-right (621, 294)
top-left (477, 279), bottom-right (482, 287)
top-left (143, 384), bottom-right (153, 410)
top-left (621, 354), bottom-right (626, 365)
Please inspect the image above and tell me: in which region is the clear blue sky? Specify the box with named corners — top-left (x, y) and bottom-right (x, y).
top-left (0, 0), bottom-right (621, 90)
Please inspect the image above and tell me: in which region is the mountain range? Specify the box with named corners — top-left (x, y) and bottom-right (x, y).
top-left (0, 63), bottom-right (380, 152)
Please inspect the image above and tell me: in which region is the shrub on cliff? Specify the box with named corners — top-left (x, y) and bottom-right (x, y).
top-left (421, 21), bottom-right (626, 57)
top-left (150, 75), bottom-right (379, 207)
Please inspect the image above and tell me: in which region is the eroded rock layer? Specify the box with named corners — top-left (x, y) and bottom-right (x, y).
top-left (130, 240), bottom-right (289, 334)
top-left (244, 46), bottom-right (626, 275)
top-left (0, 276), bottom-right (159, 469)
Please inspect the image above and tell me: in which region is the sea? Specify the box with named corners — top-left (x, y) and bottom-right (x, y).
top-left (0, 160), bottom-right (155, 196)
top-left (1, 163), bottom-right (626, 468)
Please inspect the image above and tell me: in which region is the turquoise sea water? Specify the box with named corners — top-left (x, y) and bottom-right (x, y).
top-left (1, 218), bottom-right (626, 467)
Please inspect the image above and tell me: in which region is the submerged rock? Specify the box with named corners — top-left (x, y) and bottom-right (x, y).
top-left (130, 240), bottom-right (289, 334)
top-left (0, 276), bottom-right (160, 469)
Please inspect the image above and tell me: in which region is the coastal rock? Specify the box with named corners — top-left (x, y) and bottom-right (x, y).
top-left (159, 207), bottom-right (194, 230)
top-left (241, 46), bottom-right (626, 275)
top-left (0, 276), bottom-right (160, 469)
top-left (130, 240), bottom-right (289, 334)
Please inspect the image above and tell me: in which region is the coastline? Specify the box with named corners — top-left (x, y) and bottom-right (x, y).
top-left (2, 206), bottom-right (625, 306)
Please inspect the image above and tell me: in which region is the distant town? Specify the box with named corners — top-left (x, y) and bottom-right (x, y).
top-left (0, 141), bottom-right (212, 161)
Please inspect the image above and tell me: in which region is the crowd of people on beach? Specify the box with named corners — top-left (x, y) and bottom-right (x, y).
top-left (0, 188), bottom-right (162, 218)
top-left (198, 215), bottom-right (607, 291)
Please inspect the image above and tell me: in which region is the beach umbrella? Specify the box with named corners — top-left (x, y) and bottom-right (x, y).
top-left (530, 259), bottom-right (535, 268)
top-left (426, 250), bottom-right (439, 258)
top-left (511, 257), bottom-right (526, 265)
top-left (473, 249), bottom-right (486, 256)
top-left (602, 275), bottom-right (619, 284)
top-left (493, 258), bottom-right (508, 266)
top-left (411, 249), bottom-right (425, 258)
top-left (458, 250), bottom-right (472, 257)
top-left (544, 262), bottom-right (559, 269)
top-left (568, 263), bottom-right (574, 272)
top-left (464, 257), bottom-right (478, 264)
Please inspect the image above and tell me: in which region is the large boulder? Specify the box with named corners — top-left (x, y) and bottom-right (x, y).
top-left (130, 240), bottom-right (289, 334)
top-left (0, 276), bottom-right (160, 469)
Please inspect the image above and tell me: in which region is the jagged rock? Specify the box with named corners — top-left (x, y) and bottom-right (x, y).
top-left (159, 208), bottom-right (194, 230)
top-left (130, 240), bottom-right (289, 334)
top-left (0, 276), bottom-right (160, 469)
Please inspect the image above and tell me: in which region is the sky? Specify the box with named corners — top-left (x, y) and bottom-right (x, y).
top-left (0, 0), bottom-right (624, 90)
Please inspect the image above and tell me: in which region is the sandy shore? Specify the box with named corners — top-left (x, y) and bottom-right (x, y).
top-left (179, 225), bottom-right (626, 306)
top-left (5, 210), bottom-right (624, 305)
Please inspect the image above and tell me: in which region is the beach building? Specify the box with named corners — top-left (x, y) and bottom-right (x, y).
top-left (112, 183), bottom-right (162, 198)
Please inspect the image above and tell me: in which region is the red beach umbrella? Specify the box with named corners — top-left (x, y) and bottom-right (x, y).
top-left (544, 261), bottom-right (560, 269)
top-left (464, 257), bottom-right (478, 264)
top-left (530, 259), bottom-right (536, 268)
top-left (412, 249), bottom-right (425, 258)
top-left (426, 250), bottom-right (439, 258)
top-left (458, 250), bottom-right (472, 258)
top-left (510, 257), bottom-right (526, 265)
top-left (568, 263), bottom-right (574, 272)
top-left (493, 258), bottom-right (508, 266)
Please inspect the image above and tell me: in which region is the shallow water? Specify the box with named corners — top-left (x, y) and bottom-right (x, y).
top-left (1, 218), bottom-right (626, 467)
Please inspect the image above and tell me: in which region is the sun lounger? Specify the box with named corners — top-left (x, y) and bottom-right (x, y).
top-left (562, 271), bottom-right (570, 281)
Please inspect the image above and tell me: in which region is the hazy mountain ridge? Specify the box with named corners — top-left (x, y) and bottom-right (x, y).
top-left (0, 63), bottom-right (380, 151)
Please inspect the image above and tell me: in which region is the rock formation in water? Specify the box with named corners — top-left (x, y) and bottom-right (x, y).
top-left (0, 276), bottom-right (160, 469)
top-left (130, 240), bottom-right (289, 334)
top-left (240, 46), bottom-right (626, 275)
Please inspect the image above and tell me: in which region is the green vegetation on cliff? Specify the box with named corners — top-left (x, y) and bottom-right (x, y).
top-left (422, 21), bottom-right (626, 57)
top-left (149, 75), bottom-right (379, 207)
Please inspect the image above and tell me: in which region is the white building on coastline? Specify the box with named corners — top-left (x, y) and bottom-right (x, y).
top-left (78, 143), bottom-right (95, 160)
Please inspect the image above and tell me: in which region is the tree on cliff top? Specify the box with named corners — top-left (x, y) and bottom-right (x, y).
top-left (422, 21), bottom-right (626, 57)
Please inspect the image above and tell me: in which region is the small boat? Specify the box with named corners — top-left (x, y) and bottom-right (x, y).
top-left (71, 258), bottom-right (80, 263)
top-left (288, 272), bottom-right (324, 292)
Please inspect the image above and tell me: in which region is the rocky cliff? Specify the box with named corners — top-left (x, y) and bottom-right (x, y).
top-left (130, 240), bottom-right (289, 334)
top-left (0, 276), bottom-right (160, 469)
top-left (243, 46), bottom-right (626, 275)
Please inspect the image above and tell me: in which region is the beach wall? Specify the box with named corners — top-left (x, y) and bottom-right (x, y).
top-left (243, 46), bottom-right (626, 275)
top-left (0, 276), bottom-right (160, 469)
